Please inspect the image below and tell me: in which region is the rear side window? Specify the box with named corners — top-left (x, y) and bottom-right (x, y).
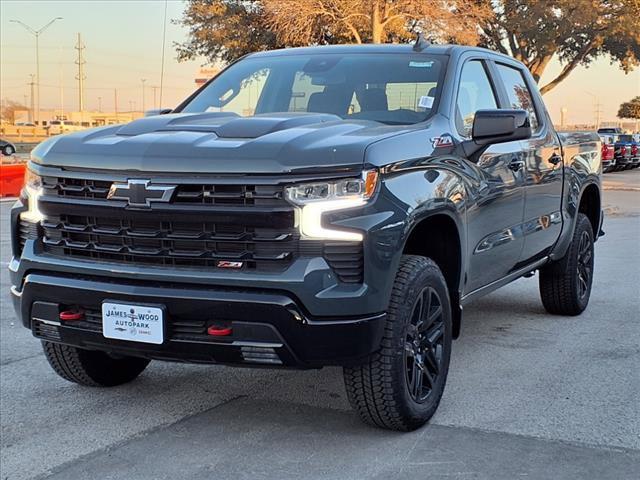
top-left (455, 60), bottom-right (498, 137)
top-left (496, 64), bottom-right (540, 132)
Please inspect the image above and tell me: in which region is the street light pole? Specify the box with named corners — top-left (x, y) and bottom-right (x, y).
top-left (10, 17), bottom-right (63, 126)
top-left (585, 91), bottom-right (602, 130)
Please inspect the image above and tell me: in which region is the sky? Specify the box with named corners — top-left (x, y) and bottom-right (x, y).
top-left (1, 0), bottom-right (639, 125)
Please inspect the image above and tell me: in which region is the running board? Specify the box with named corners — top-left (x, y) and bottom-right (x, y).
top-left (460, 257), bottom-right (549, 306)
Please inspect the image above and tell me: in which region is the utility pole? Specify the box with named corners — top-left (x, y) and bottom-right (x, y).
top-left (10, 17), bottom-right (63, 126)
top-left (98, 96), bottom-right (102, 112)
top-left (114, 88), bottom-right (118, 122)
top-left (75, 33), bottom-right (86, 114)
top-left (141, 79), bottom-right (146, 113)
top-left (28, 74), bottom-right (36, 124)
top-left (594, 101), bottom-right (602, 130)
top-left (59, 45), bottom-right (64, 120)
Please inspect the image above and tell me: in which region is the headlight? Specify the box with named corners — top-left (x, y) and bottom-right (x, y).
top-left (20, 169), bottom-right (44, 223)
top-left (285, 170), bottom-right (378, 241)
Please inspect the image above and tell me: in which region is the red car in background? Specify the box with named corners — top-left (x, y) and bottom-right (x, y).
top-left (598, 134), bottom-right (616, 173)
top-left (0, 140), bottom-right (26, 197)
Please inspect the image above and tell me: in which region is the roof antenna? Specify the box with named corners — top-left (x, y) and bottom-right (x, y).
top-left (413, 33), bottom-right (430, 52)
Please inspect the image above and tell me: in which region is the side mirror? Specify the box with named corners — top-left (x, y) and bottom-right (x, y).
top-left (463, 109), bottom-right (532, 158)
top-left (144, 109), bottom-right (173, 117)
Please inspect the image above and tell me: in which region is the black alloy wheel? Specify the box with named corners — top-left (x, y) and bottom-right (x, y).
top-left (404, 286), bottom-right (445, 403)
top-left (576, 230), bottom-right (593, 300)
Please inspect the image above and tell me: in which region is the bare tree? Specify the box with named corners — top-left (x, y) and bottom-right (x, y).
top-left (262, 0), bottom-right (490, 45)
top-left (175, 0), bottom-right (490, 64)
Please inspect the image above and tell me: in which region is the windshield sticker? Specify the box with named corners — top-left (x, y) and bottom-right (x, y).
top-left (409, 61), bottom-right (434, 68)
top-left (418, 96), bottom-right (434, 109)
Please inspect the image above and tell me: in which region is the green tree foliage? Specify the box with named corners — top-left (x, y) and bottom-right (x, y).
top-left (175, 1), bottom-right (279, 65)
top-left (479, 0), bottom-right (640, 94)
top-left (617, 96), bottom-right (640, 119)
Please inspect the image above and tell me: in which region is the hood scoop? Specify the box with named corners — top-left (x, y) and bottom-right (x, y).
top-left (115, 111), bottom-right (340, 139)
top-left (115, 112), bottom-right (238, 136)
top-left (208, 113), bottom-right (340, 138)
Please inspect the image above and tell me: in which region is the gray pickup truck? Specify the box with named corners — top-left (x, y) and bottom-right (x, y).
top-left (10, 43), bottom-right (602, 431)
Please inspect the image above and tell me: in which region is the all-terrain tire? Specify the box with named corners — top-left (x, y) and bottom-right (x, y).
top-left (343, 255), bottom-right (452, 431)
top-left (539, 213), bottom-right (595, 315)
top-left (42, 341), bottom-right (150, 387)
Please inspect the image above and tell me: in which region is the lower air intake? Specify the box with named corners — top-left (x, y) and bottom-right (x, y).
top-left (241, 346), bottom-right (282, 365)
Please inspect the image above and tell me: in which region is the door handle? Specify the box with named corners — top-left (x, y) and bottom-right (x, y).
top-left (509, 158), bottom-right (525, 172)
top-left (549, 153), bottom-right (562, 165)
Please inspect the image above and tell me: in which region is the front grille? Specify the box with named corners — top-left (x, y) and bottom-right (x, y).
top-left (37, 175), bottom-right (364, 282)
top-left (42, 214), bottom-right (303, 271)
top-left (43, 177), bottom-right (284, 207)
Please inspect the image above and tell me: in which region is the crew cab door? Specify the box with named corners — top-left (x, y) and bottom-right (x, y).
top-left (452, 58), bottom-right (526, 293)
top-left (493, 62), bottom-right (564, 264)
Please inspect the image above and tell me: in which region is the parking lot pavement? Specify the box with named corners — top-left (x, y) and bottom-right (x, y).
top-left (1, 184), bottom-right (639, 480)
top-left (603, 167), bottom-right (640, 192)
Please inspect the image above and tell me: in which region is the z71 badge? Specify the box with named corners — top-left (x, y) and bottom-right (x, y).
top-left (431, 134), bottom-right (455, 148)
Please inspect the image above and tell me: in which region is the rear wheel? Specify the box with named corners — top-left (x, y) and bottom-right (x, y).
top-left (539, 213), bottom-right (594, 315)
top-left (343, 255), bottom-right (452, 431)
top-left (42, 341), bottom-right (150, 387)
top-left (2, 144), bottom-right (15, 156)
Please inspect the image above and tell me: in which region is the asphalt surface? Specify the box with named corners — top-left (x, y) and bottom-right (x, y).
top-left (1, 170), bottom-right (639, 480)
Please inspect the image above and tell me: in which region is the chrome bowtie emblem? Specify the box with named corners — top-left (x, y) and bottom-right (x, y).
top-left (107, 179), bottom-right (176, 207)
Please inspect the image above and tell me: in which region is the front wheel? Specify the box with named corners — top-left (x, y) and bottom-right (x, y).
top-left (42, 341), bottom-right (150, 387)
top-left (2, 145), bottom-right (15, 156)
top-left (539, 213), bottom-right (594, 315)
top-left (343, 255), bottom-right (452, 431)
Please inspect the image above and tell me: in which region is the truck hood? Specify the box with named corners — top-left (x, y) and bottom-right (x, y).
top-left (32, 112), bottom-right (415, 175)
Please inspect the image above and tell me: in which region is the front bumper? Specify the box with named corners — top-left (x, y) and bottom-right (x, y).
top-left (11, 272), bottom-right (385, 368)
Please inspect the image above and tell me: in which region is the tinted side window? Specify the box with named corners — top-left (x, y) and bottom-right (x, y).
top-left (496, 64), bottom-right (540, 131)
top-left (455, 60), bottom-right (498, 137)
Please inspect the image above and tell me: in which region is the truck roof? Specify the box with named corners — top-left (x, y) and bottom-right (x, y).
top-left (247, 43), bottom-right (517, 63)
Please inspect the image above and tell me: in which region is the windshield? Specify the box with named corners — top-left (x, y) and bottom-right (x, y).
top-left (181, 53), bottom-right (447, 125)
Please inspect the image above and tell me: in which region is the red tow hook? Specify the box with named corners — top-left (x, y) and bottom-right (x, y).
top-left (59, 309), bottom-right (85, 321)
top-left (207, 323), bottom-right (232, 336)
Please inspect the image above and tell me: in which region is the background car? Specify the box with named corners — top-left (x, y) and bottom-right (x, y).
top-left (617, 134), bottom-right (639, 169)
top-left (598, 134), bottom-right (616, 172)
top-left (613, 135), bottom-right (633, 170)
top-left (0, 139), bottom-right (16, 156)
top-left (597, 127), bottom-right (624, 136)
top-left (46, 120), bottom-right (85, 135)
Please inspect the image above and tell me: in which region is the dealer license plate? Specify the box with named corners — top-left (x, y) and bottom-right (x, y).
top-left (102, 302), bottom-right (164, 344)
